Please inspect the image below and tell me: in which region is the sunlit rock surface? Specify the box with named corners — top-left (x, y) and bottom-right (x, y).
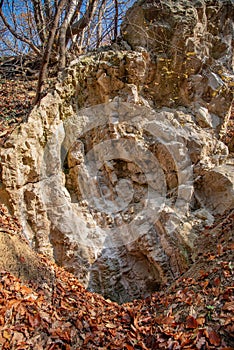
top-left (0, 0), bottom-right (233, 303)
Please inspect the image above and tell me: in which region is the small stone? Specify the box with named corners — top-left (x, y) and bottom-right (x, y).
top-left (195, 107), bottom-right (213, 128)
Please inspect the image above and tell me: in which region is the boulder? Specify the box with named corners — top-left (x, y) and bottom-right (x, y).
top-left (122, 0), bottom-right (234, 126)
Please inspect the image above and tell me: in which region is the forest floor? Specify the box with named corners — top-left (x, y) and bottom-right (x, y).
top-left (0, 205), bottom-right (233, 349)
top-left (0, 74), bottom-right (234, 349)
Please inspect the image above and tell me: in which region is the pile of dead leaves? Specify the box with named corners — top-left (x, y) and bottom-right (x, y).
top-left (0, 206), bottom-right (233, 349)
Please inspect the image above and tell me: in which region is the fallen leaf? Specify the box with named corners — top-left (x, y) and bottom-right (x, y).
top-left (3, 330), bottom-right (11, 340)
top-left (11, 331), bottom-right (25, 344)
top-left (213, 277), bottom-right (221, 286)
top-left (196, 317), bottom-right (205, 326)
top-left (125, 344), bottom-right (135, 350)
top-left (186, 315), bottom-right (198, 329)
top-left (28, 313), bottom-right (41, 328)
top-left (0, 130), bottom-right (8, 137)
top-left (204, 328), bottom-right (221, 346)
top-left (196, 336), bottom-right (206, 349)
top-left (223, 301), bottom-right (234, 311)
top-left (105, 322), bottom-right (117, 329)
top-left (217, 244), bottom-right (223, 255)
top-left (162, 316), bottom-right (176, 326)
top-left (20, 286), bottom-right (33, 295)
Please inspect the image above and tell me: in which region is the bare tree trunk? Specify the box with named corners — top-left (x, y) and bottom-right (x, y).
top-left (44, 0), bottom-right (52, 19)
top-left (59, 0), bottom-right (82, 70)
top-left (31, 0), bottom-right (47, 44)
top-left (96, 0), bottom-right (105, 47)
top-left (67, 0), bottom-right (98, 38)
top-left (34, 0), bottom-right (67, 104)
top-left (114, 0), bottom-right (118, 42)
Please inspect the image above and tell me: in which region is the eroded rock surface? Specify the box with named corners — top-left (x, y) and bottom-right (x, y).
top-left (122, 0), bottom-right (234, 121)
top-left (0, 0), bottom-right (233, 303)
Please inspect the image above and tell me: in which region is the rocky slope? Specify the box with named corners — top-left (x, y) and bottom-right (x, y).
top-left (0, 204), bottom-right (233, 349)
top-left (0, 0), bottom-right (233, 304)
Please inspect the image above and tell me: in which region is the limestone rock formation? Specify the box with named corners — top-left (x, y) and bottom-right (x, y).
top-left (0, 0), bottom-right (233, 303)
top-left (122, 0), bottom-right (234, 123)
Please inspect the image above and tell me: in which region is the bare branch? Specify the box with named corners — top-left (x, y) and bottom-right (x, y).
top-left (44, 0), bottom-right (52, 18)
top-left (96, 0), bottom-right (105, 47)
top-left (68, 0), bottom-right (98, 37)
top-left (0, 6), bottom-right (41, 54)
top-left (59, 0), bottom-right (82, 69)
top-left (34, 0), bottom-right (67, 103)
top-left (31, 0), bottom-right (46, 43)
top-left (114, 0), bottom-right (118, 41)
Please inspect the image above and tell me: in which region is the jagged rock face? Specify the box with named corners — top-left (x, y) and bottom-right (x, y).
top-left (122, 0), bottom-right (234, 123)
top-left (0, 0), bottom-right (233, 303)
